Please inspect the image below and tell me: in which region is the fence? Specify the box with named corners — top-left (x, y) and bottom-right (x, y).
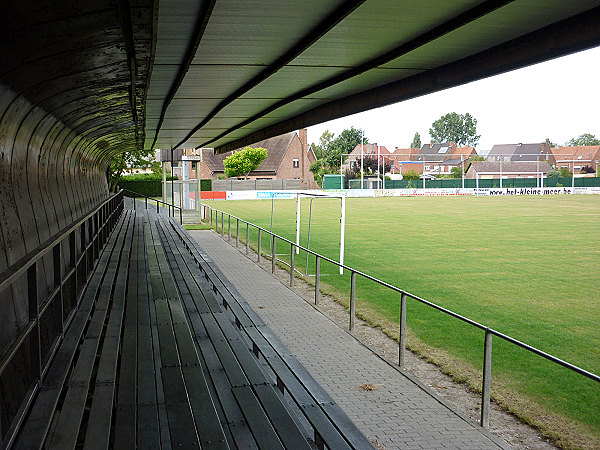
top-left (349, 176), bottom-right (600, 189)
top-left (122, 188), bottom-right (183, 223)
top-left (212, 179), bottom-right (302, 191)
top-left (201, 203), bottom-right (600, 429)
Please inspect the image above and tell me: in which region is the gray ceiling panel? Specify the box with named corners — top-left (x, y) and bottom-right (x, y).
top-left (128, 0), bottom-right (600, 152)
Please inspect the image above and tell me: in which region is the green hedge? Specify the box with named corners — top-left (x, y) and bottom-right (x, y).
top-left (200, 179), bottom-right (212, 191)
top-left (118, 180), bottom-right (162, 197)
top-left (119, 173), bottom-right (176, 181)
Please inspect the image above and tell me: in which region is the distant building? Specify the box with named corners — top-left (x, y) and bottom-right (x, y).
top-left (342, 143), bottom-right (391, 172)
top-left (486, 142), bottom-right (555, 165)
top-left (162, 130), bottom-right (318, 188)
top-left (465, 161), bottom-right (553, 179)
top-left (550, 146), bottom-right (600, 174)
top-left (412, 142), bottom-right (477, 176)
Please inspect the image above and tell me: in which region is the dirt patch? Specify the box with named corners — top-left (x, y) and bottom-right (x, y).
top-left (213, 231), bottom-right (577, 450)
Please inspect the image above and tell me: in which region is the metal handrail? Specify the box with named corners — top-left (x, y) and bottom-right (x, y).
top-left (0, 192), bottom-right (122, 294)
top-left (121, 187), bottom-right (183, 223)
top-left (202, 203), bottom-right (600, 429)
top-left (0, 191), bottom-right (124, 448)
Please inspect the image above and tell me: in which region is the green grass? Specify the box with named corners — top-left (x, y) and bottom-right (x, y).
top-left (183, 223), bottom-right (212, 230)
top-left (204, 196), bottom-right (600, 446)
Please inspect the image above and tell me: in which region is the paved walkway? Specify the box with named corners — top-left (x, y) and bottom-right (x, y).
top-left (189, 230), bottom-right (510, 450)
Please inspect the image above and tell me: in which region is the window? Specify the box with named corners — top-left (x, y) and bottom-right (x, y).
top-left (293, 158), bottom-right (299, 168)
top-left (424, 165), bottom-right (430, 170)
top-left (438, 146), bottom-right (449, 154)
top-left (350, 161), bottom-right (355, 168)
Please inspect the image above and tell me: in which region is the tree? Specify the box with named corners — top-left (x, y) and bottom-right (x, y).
top-left (309, 160), bottom-right (326, 187)
top-left (580, 165), bottom-right (596, 174)
top-left (344, 156), bottom-right (391, 188)
top-left (328, 126), bottom-right (368, 169)
top-left (545, 138), bottom-right (557, 148)
top-left (559, 167), bottom-right (572, 177)
top-left (566, 133), bottom-right (600, 146)
top-left (312, 127), bottom-right (368, 171)
top-left (547, 168), bottom-right (561, 178)
top-left (311, 130), bottom-right (334, 160)
top-left (410, 132), bottom-right (421, 149)
top-left (402, 169), bottom-right (420, 180)
top-left (449, 166), bottom-right (463, 178)
top-left (223, 146), bottom-right (268, 178)
top-left (429, 112), bottom-right (480, 146)
top-left (108, 148), bottom-right (156, 192)
top-left (468, 155), bottom-right (484, 162)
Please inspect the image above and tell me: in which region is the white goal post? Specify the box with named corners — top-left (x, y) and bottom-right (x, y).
top-left (293, 192), bottom-right (346, 275)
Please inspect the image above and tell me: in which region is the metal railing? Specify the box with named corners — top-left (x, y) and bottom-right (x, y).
top-left (122, 187), bottom-right (183, 223)
top-left (0, 191), bottom-right (124, 447)
top-left (201, 203), bottom-right (600, 429)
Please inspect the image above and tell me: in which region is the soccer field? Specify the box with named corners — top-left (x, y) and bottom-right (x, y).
top-left (204, 195), bottom-right (600, 445)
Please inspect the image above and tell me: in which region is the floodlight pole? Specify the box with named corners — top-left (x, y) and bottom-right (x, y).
top-left (361, 132), bottom-right (364, 188)
top-left (572, 156), bottom-right (575, 190)
top-left (339, 195), bottom-right (346, 275)
top-left (461, 155), bottom-right (464, 189)
top-left (295, 194), bottom-right (301, 254)
top-left (377, 146), bottom-right (381, 189)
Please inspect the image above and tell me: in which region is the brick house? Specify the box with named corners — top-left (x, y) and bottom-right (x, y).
top-left (193, 129), bottom-right (318, 188)
top-left (410, 142), bottom-right (477, 176)
top-left (486, 142), bottom-right (555, 165)
top-left (465, 161), bottom-right (553, 179)
top-left (550, 146), bottom-right (600, 174)
top-left (342, 143), bottom-right (391, 172)
top-left (389, 147), bottom-right (420, 174)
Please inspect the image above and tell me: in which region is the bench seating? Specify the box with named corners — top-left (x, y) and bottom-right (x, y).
top-left (160, 217), bottom-right (374, 450)
top-left (12, 207), bottom-right (371, 449)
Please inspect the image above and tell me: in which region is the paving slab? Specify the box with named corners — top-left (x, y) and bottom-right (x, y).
top-left (189, 229), bottom-right (511, 450)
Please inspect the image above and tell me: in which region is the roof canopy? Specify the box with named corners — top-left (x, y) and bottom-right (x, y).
top-left (4, 0), bottom-right (600, 161)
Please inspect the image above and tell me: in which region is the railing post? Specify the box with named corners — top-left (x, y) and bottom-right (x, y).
top-left (179, 207), bottom-right (182, 224)
top-left (133, 192), bottom-right (136, 210)
top-left (53, 244), bottom-right (64, 333)
top-left (145, 196), bottom-right (148, 209)
top-left (28, 262), bottom-right (41, 382)
top-left (257, 229), bottom-right (262, 262)
top-left (236, 219), bottom-right (239, 248)
top-left (481, 329), bottom-right (492, 428)
top-left (315, 256), bottom-right (320, 305)
top-left (349, 271), bottom-right (356, 331)
top-left (271, 235), bottom-right (276, 273)
top-left (156, 199), bottom-right (159, 213)
top-left (228, 215), bottom-right (231, 241)
top-left (70, 230), bottom-right (77, 307)
top-left (399, 293), bottom-right (407, 369)
top-left (290, 243), bottom-right (295, 287)
top-left (221, 212), bottom-right (224, 237)
top-left (246, 223), bottom-right (249, 255)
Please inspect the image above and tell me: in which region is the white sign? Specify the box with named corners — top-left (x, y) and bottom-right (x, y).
top-left (486, 187), bottom-right (573, 196)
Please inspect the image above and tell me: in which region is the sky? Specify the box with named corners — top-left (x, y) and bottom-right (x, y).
top-left (307, 46), bottom-right (600, 152)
